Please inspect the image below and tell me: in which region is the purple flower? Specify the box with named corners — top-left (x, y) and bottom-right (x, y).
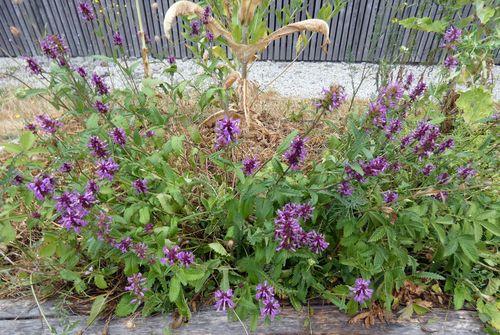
top-left (177, 251), bottom-right (195, 267)
top-left (78, 1), bottom-right (95, 21)
top-left (40, 35), bottom-right (68, 61)
top-left (59, 162), bottom-right (73, 173)
top-left (384, 119), bottom-right (403, 140)
top-left (382, 190), bottom-right (398, 204)
top-left (144, 223), bottom-right (154, 233)
top-left (36, 114), bottom-right (63, 134)
top-left (32, 211), bottom-right (41, 219)
top-left (409, 81), bottom-right (427, 101)
top-left (125, 273), bottom-right (148, 304)
top-left (96, 157), bottom-right (119, 180)
top-left (133, 242), bottom-right (148, 260)
top-left (190, 20), bottom-right (201, 36)
top-left (96, 212), bottom-right (111, 240)
top-left (441, 26), bottom-right (462, 49)
top-left (444, 55), bottom-right (459, 70)
top-left (405, 121), bottom-right (441, 159)
top-left (350, 278), bottom-right (373, 303)
top-left (55, 191), bottom-right (79, 212)
top-left (242, 157), bottom-right (260, 176)
top-left (142, 129), bottom-right (156, 138)
top-left (94, 100), bottom-right (109, 114)
top-left (283, 136), bottom-right (308, 170)
top-left (345, 164), bottom-right (365, 182)
top-left (91, 73), bottom-right (109, 95)
top-left (132, 179), bottom-right (148, 194)
top-left (315, 85), bottom-right (347, 111)
top-left (274, 203), bottom-right (315, 252)
top-left (338, 180), bottom-right (353, 196)
top-left (255, 281), bottom-right (274, 300)
top-left (112, 31), bottom-right (123, 46)
top-left (86, 180), bottom-right (100, 195)
top-left (28, 175), bottom-right (55, 200)
top-left (167, 55), bottom-right (176, 64)
top-left (214, 289), bottom-right (235, 312)
top-left (404, 72), bottom-right (414, 90)
top-left (260, 297), bottom-right (280, 320)
top-left (79, 189), bottom-right (96, 209)
top-left (109, 127), bottom-right (127, 147)
top-left (76, 66), bottom-right (87, 78)
top-left (59, 207), bottom-right (89, 233)
top-left (160, 246), bottom-right (180, 265)
top-left (201, 6), bottom-right (212, 25)
top-left (206, 31), bottom-right (214, 42)
top-left (306, 230), bottom-right (329, 254)
top-left (432, 191), bottom-right (449, 201)
top-left (295, 203), bottom-right (314, 220)
top-left (115, 237), bottom-right (132, 253)
top-left (437, 138), bottom-right (454, 153)
top-left (88, 136), bottom-right (108, 158)
top-left (437, 172), bottom-right (450, 185)
top-left (13, 174), bottom-right (24, 185)
top-left (379, 82), bottom-right (404, 108)
top-left (25, 57), bottom-right (42, 75)
top-left (390, 162), bottom-right (403, 172)
top-left (25, 123), bottom-right (37, 133)
top-left (361, 156), bottom-right (389, 177)
top-left (215, 117), bottom-right (241, 148)
top-left (457, 165), bottom-right (476, 180)
top-left (421, 163), bottom-right (435, 176)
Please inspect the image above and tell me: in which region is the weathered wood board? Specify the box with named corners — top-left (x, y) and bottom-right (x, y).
top-left (0, 299), bottom-right (485, 335)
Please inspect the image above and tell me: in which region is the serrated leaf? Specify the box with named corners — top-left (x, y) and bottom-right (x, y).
top-left (209, 242), bottom-right (230, 256)
top-left (369, 226), bottom-right (386, 242)
top-left (413, 272), bottom-right (445, 281)
top-left (169, 276), bottom-right (181, 302)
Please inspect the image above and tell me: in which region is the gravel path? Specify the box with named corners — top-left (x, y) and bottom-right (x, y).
top-left (1, 57), bottom-right (499, 100)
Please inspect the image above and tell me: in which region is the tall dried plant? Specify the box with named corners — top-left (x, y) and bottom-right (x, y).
top-left (163, 0), bottom-right (330, 127)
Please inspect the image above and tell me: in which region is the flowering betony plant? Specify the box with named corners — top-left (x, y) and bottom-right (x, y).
top-left (0, 1), bottom-right (498, 332)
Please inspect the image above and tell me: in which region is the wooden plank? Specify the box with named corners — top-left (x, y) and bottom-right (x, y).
top-left (10, 0), bottom-right (38, 55)
top-left (0, 300), bottom-right (485, 335)
top-left (0, 0), bottom-right (26, 56)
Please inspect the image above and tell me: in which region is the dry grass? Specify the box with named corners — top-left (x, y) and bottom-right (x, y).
top-left (0, 88), bottom-right (59, 139)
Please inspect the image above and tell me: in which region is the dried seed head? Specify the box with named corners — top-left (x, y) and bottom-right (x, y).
top-left (10, 26), bottom-right (21, 37)
top-left (238, 0), bottom-right (261, 25)
top-left (154, 35), bottom-right (161, 42)
top-left (151, 2), bottom-right (159, 10)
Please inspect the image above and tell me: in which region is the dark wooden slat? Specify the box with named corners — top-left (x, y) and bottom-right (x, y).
top-left (0, 300), bottom-right (486, 335)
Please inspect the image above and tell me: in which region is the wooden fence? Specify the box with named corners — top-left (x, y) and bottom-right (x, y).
top-left (0, 0), bottom-right (498, 63)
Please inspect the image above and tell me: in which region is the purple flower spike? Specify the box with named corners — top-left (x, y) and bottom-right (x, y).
top-left (409, 81), bottom-right (427, 101)
top-left (382, 190), bottom-right (398, 204)
top-left (444, 55), bottom-right (459, 70)
top-left (113, 31), bottom-right (124, 46)
top-left (457, 165), bottom-right (476, 180)
top-left (167, 55), bottom-right (176, 64)
top-left (78, 1), bottom-right (95, 21)
top-left (437, 172), bottom-right (450, 184)
top-left (96, 157), bottom-right (119, 180)
top-left (76, 66), bottom-right (87, 78)
top-left (215, 117), bottom-right (241, 149)
top-left (338, 180), bottom-right (353, 196)
top-left (28, 175), bottom-right (56, 200)
top-left (88, 136), bottom-right (108, 158)
top-left (214, 289), bottom-right (235, 312)
top-left (306, 230), bottom-right (329, 254)
top-left (421, 163), bottom-right (435, 176)
top-left (59, 162), bottom-right (73, 173)
top-left (379, 81), bottom-right (404, 108)
top-left (350, 278), bottom-right (373, 303)
top-left (206, 31), bottom-right (214, 42)
top-left (441, 26), bottom-right (462, 49)
top-left (260, 297), bottom-right (281, 320)
top-left (25, 57), bottom-right (42, 75)
top-left (242, 157), bottom-right (260, 176)
top-left (91, 73), bottom-right (109, 95)
top-left (115, 237), bottom-right (132, 253)
top-left (201, 6), bottom-right (212, 25)
top-left (361, 156), bottom-right (389, 177)
top-left (36, 114), bottom-right (63, 134)
top-left (315, 85), bottom-right (347, 111)
top-left (94, 100), bottom-right (109, 114)
top-left (190, 20), bottom-right (201, 36)
top-left (133, 242), bottom-right (148, 260)
top-left (384, 119), bottom-right (403, 140)
top-left (177, 251), bottom-right (195, 267)
top-left (132, 179), bottom-right (148, 194)
top-left (125, 273), bottom-right (148, 304)
top-left (256, 281), bottom-right (275, 301)
top-left (283, 135), bottom-right (308, 170)
top-left (40, 35), bottom-right (68, 61)
top-left (160, 246), bottom-right (180, 266)
top-left (109, 127), bottom-right (127, 147)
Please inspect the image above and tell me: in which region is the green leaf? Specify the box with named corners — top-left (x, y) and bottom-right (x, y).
top-left (94, 274), bottom-right (108, 289)
top-left (0, 223), bottom-right (16, 243)
top-left (19, 132), bottom-right (36, 151)
top-left (456, 87), bottom-right (494, 123)
top-left (480, 221), bottom-right (500, 236)
top-left (368, 226), bottom-right (386, 242)
top-left (115, 294), bottom-right (139, 316)
top-left (453, 283), bottom-right (466, 310)
top-left (276, 131), bottom-right (299, 155)
top-left (60, 269), bottom-right (80, 282)
top-left (458, 235), bottom-right (478, 262)
top-left (398, 17), bottom-right (448, 33)
top-left (413, 272), bottom-right (445, 281)
top-left (169, 276), bottom-right (181, 302)
top-left (1, 143), bottom-right (22, 154)
top-left (87, 294), bottom-right (107, 326)
top-left (209, 242), bottom-right (230, 257)
top-left (139, 207), bottom-right (150, 224)
top-left (475, 1), bottom-right (495, 24)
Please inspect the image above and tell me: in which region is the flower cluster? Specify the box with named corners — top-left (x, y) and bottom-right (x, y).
top-left (190, 20), bottom-right (201, 36)
top-left (88, 136), bottom-right (108, 158)
top-left (75, 66), bottom-right (87, 78)
top-left (91, 73), bottom-right (109, 95)
top-left (59, 162), bottom-right (73, 173)
top-left (160, 246), bottom-right (195, 267)
top-left (440, 26), bottom-right (462, 69)
top-left (382, 190), bottom-right (398, 204)
top-left (125, 273), bottom-right (148, 304)
top-left (315, 85), bottom-right (347, 111)
top-left (242, 157), bottom-right (260, 176)
top-left (112, 31), bottom-right (124, 46)
top-left (28, 175), bottom-right (56, 200)
top-left (94, 100), bottom-right (109, 114)
top-left (201, 6), bottom-right (212, 24)
top-left (215, 117), bottom-right (241, 148)
top-left (77, 1), bottom-right (95, 21)
top-left (401, 121), bottom-right (453, 159)
top-left (214, 289), bottom-right (235, 312)
top-left (256, 281), bottom-right (280, 320)
top-left (360, 156), bottom-right (389, 177)
top-left (40, 34), bottom-right (68, 65)
top-left (96, 158), bottom-right (119, 181)
top-left (457, 164), bottom-right (476, 180)
top-left (274, 203), bottom-right (328, 253)
top-left (338, 180), bottom-right (353, 197)
top-left (132, 179), bottom-right (148, 194)
top-left (25, 57), bottom-right (42, 75)
top-left (350, 278), bottom-right (373, 303)
top-left (109, 127), bottom-right (127, 147)
top-left (283, 135), bottom-right (308, 170)
top-left (36, 114), bottom-right (63, 134)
